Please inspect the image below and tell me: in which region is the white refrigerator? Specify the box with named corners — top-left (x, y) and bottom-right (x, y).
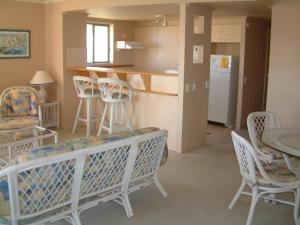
top-left (208, 55), bottom-right (238, 128)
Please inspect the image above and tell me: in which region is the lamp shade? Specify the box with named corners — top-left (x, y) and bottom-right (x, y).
top-left (30, 71), bottom-right (55, 85)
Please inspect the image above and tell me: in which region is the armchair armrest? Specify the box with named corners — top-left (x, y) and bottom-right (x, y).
top-left (0, 104), bottom-right (7, 119)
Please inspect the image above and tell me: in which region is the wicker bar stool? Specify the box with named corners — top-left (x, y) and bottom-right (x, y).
top-left (72, 76), bottom-right (101, 136)
top-left (97, 78), bottom-right (133, 136)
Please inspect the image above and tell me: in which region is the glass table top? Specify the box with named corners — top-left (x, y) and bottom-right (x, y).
top-left (262, 128), bottom-right (300, 157)
top-left (0, 126), bottom-right (56, 145)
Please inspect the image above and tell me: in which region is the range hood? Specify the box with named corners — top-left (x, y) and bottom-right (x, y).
top-left (116, 41), bottom-right (145, 50)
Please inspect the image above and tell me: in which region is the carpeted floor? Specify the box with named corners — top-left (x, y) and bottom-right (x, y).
top-left (53, 127), bottom-right (294, 225)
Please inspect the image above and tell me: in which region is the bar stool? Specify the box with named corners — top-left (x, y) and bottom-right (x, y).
top-left (97, 78), bottom-right (133, 136)
top-left (72, 76), bottom-right (101, 136)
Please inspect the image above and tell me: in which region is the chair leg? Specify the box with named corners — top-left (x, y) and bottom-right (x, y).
top-left (116, 103), bottom-right (122, 128)
top-left (86, 99), bottom-right (92, 137)
top-left (121, 193), bottom-right (134, 218)
top-left (72, 99), bottom-right (82, 134)
top-left (71, 211), bottom-right (82, 225)
top-left (153, 174), bottom-right (168, 197)
top-left (122, 103), bottom-right (132, 129)
top-left (246, 187), bottom-right (258, 225)
top-left (294, 188), bottom-right (300, 225)
top-left (229, 178), bottom-right (246, 210)
top-left (97, 103), bottom-right (107, 136)
top-left (109, 103), bottom-right (115, 134)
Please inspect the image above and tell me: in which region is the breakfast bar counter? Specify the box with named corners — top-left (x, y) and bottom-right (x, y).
top-left (68, 66), bottom-right (179, 152)
top-left (68, 66), bottom-right (178, 96)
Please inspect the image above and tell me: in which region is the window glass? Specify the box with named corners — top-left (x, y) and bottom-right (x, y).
top-left (86, 24), bottom-right (93, 63)
top-left (94, 25), bottom-right (109, 62)
top-left (86, 24), bottom-right (110, 63)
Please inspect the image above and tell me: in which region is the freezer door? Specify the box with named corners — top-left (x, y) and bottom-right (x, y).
top-left (208, 71), bottom-right (231, 124)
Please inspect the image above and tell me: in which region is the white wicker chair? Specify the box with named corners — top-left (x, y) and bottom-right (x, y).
top-left (73, 76), bottom-right (101, 137)
top-left (129, 133), bottom-right (168, 199)
top-left (97, 78), bottom-right (133, 136)
top-left (0, 129), bottom-right (168, 224)
top-left (78, 130), bottom-right (168, 218)
top-left (0, 86), bottom-right (42, 130)
top-left (247, 111), bottom-right (282, 163)
top-left (230, 131), bottom-right (300, 225)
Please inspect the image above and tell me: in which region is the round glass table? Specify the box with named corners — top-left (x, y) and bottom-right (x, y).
top-left (262, 128), bottom-right (300, 157)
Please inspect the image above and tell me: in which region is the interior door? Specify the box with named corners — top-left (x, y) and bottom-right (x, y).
top-left (240, 18), bottom-right (271, 128)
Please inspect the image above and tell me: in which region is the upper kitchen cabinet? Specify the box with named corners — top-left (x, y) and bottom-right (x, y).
top-left (211, 17), bottom-right (242, 43)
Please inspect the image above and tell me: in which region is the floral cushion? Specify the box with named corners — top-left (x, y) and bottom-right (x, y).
top-left (0, 127), bottom-right (168, 220)
top-left (17, 127), bottom-right (167, 164)
top-left (0, 116), bottom-right (39, 130)
top-left (29, 94), bottom-right (38, 116)
top-left (0, 88), bottom-right (39, 118)
top-left (256, 163), bottom-right (298, 187)
top-left (261, 145), bottom-right (283, 160)
top-left (10, 89), bottom-right (31, 116)
top-left (0, 93), bottom-right (13, 119)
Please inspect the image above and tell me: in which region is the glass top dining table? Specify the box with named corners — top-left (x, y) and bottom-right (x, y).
top-left (262, 128), bottom-right (300, 157)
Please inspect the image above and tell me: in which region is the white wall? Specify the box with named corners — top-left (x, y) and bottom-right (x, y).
top-left (266, 0), bottom-right (300, 127)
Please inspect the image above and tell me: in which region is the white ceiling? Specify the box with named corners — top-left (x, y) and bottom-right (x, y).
top-left (86, 1), bottom-right (271, 21)
top-left (87, 4), bottom-right (180, 21)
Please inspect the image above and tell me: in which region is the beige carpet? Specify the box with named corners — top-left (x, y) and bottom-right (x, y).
top-left (52, 128), bottom-right (294, 225)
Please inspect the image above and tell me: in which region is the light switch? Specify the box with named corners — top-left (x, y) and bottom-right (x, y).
top-left (205, 80), bottom-right (209, 89)
top-left (192, 83), bottom-right (197, 92)
top-left (193, 45), bottom-right (203, 64)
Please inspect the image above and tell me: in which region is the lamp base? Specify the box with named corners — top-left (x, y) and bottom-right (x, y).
top-left (38, 85), bottom-right (47, 104)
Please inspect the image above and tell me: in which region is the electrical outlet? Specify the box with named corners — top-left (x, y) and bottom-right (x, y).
top-left (185, 84), bottom-right (190, 93)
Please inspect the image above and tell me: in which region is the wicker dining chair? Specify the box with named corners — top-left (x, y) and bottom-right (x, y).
top-left (230, 131), bottom-right (300, 225)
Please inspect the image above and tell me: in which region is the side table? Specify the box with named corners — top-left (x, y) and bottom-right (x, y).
top-left (40, 101), bottom-right (60, 129)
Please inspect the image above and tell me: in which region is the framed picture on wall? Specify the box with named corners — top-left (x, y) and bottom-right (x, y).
top-left (0, 29), bottom-right (31, 59)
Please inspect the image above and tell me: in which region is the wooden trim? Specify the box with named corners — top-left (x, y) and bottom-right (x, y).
top-left (89, 64), bottom-right (134, 68)
top-left (116, 73), bottom-right (127, 81)
top-left (68, 67), bottom-right (178, 77)
top-left (140, 74), bottom-right (151, 91)
top-left (94, 71), bottom-right (107, 77)
top-left (134, 89), bottom-right (178, 97)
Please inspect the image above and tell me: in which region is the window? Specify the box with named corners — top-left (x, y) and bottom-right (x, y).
top-left (86, 23), bottom-right (110, 63)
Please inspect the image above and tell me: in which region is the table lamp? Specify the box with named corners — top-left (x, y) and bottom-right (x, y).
top-left (30, 71), bottom-right (55, 104)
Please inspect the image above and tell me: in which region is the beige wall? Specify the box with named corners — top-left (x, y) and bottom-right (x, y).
top-left (178, 3), bottom-right (212, 152)
top-left (0, 1), bottom-right (45, 92)
top-left (62, 16), bottom-right (135, 128)
top-left (63, 12), bottom-right (87, 129)
top-left (88, 17), bottom-right (135, 66)
top-left (266, 0), bottom-right (300, 127)
top-left (134, 21), bottom-right (179, 72)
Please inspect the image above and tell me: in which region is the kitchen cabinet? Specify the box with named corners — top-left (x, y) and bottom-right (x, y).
top-left (211, 24), bottom-right (241, 43)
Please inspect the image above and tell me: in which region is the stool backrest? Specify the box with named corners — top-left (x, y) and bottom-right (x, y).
top-left (73, 76), bottom-right (98, 98)
top-left (97, 78), bottom-right (132, 103)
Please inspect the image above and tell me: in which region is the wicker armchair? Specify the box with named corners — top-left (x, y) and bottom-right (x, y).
top-left (0, 86), bottom-right (41, 130)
